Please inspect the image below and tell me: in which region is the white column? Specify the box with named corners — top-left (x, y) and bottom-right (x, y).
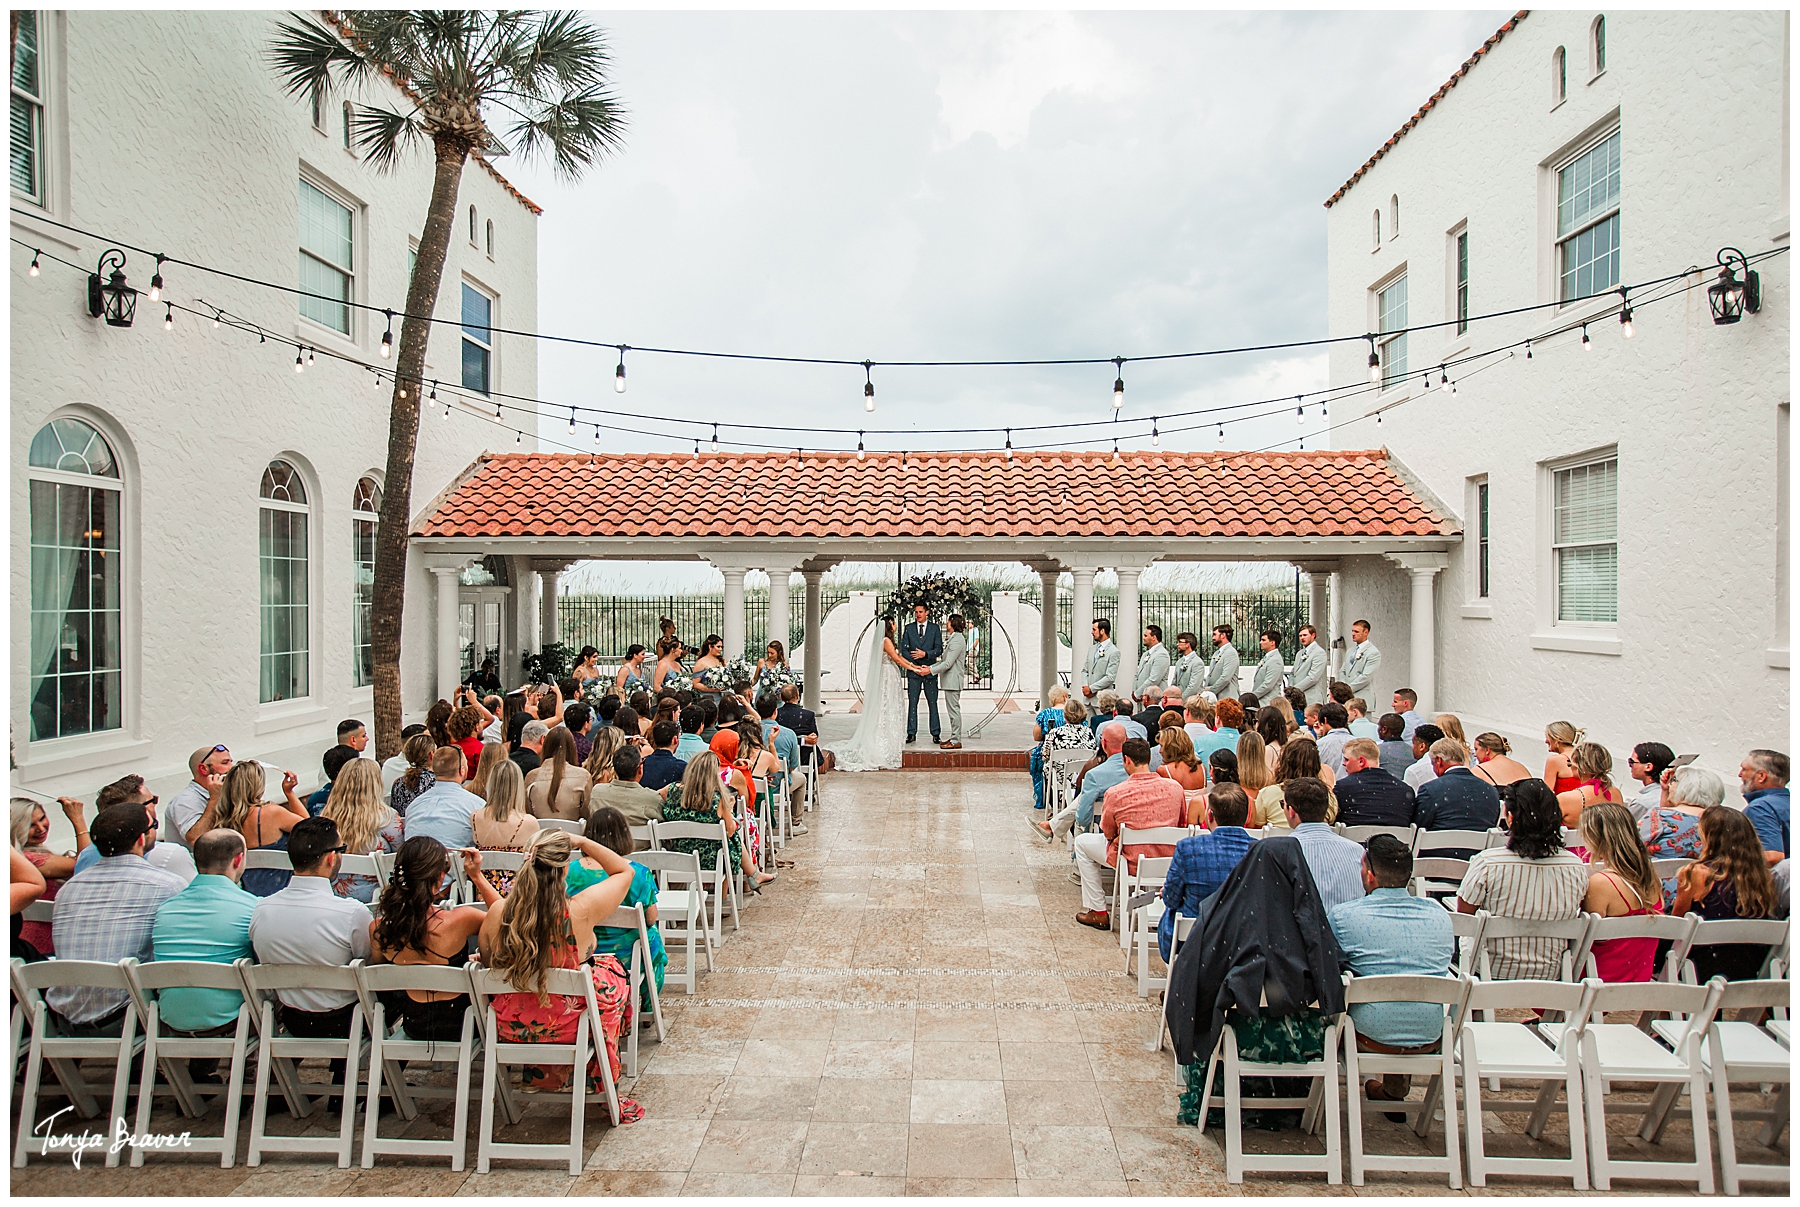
top-left (1385, 553), bottom-right (1450, 714)
top-left (766, 564), bottom-right (793, 664)
top-left (432, 566), bottom-right (461, 702)
top-left (721, 567), bottom-right (747, 661)
top-left (802, 571), bottom-right (824, 711)
top-left (539, 570), bottom-right (559, 648)
top-left (1116, 566), bottom-right (1143, 703)
top-left (1329, 571), bottom-right (1345, 671)
top-left (1038, 568), bottom-right (1060, 708)
top-left (1070, 566), bottom-right (1097, 691)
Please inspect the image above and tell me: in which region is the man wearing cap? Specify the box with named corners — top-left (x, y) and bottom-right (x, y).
top-left (165, 743), bottom-right (234, 849)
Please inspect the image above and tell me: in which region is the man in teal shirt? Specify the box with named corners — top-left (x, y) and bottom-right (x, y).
top-left (150, 829), bottom-right (258, 1081)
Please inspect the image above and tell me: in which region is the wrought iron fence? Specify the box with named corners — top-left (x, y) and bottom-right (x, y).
top-left (557, 591), bottom-right (850, 660)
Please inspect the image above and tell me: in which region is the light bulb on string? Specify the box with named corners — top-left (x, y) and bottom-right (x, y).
top-left (493, 400), bottom-right (501, 419)
top-left (398, 380), bottom-right (407, 400)
top-left (1111, 438), bottom-right (1120, 462)
top-left (1377, 411), bottom-right (1383, 426)
top-left (307, 347), bottom-right (315, 367)
top-left (1004, 429), bottom-right (1013, 461)
top-left (163, 304), bottom-right (173, 332)
top-left (148, 254), bottom-right (164, 302)
top-left (294, 347), bottom-right (305, 373)
top-left (593, 423), bottom-right (601, 445)
top-left (614, 345), bottom-right (628, 393)
top-left (28, 250), bottom-right (40, 276)
top-left (379, 310), bottom-right (393, 358)
top-left (568, 405), bottom-right (577, 436)
top-left (710, 423), bottom-right (719, 453)
top-left (1525, 339), bottom-right (1533, 360)
top-left (516, 429), bottom-right (521, 445)
top-left (862, 360), bottom-right (875, 412)
top-left (1112, 357), bottom-right (1125, 409)
top-left (1366, 335), bottom-right (1381, 384)
top-left (693, 438), bottom-right (699, 458)
top-left (1581, 325), bottom-right (1591, 351)
top-left (1295, 397), bottom-right (1304, 426)
top-left (857, 430), bottom-right (865, 461)
top-left (427, 381), bottom-right (438, 408)
top-left (370, 368), bottom-right (381, 390)
top-left (1216, 423), bottom-right (1225, 445)
top-left (1439, 367), bottom-right (1451, 393)
top-left (1150, 419), bottom-right (1159, 447)
top-left (1618, 290), bottom-right (1635, 339)
top-left (441, 396), bottom-right (450, 419)
top-left (211, 310), bottom-right (220, 329)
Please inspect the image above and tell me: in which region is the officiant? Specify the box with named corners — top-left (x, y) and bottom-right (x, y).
top-left (930, 614), bottom-right (970, 749)
top-left (902, 604), bottom-right (944, 745)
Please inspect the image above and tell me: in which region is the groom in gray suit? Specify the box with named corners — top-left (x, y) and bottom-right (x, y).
top-left (930, 614), bottom-right (970, 749)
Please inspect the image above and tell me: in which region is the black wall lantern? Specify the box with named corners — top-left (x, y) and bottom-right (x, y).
top-left (87, 248), bottom-right (138, 328)
top-left (1707, 246), bottom-right (1761, 325)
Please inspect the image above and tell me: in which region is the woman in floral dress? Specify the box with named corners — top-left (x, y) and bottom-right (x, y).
top-left (477, 829), bottom-right (643, 1120)
top-left (661, 747), bottom-right (775, 890)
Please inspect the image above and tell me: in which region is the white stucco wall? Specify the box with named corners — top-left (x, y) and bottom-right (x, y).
top-left (1325, 10), bottom-right (1790, 783)
top-left (12, 10), bottom-right (539, 806)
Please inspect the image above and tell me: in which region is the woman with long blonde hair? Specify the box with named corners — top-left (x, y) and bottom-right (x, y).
top-left (467, 740), bottom-right (507, 799)
top-left (217, 760), bottom-right (307, 896)
top-left (473, 760), bottom-right (540, 893)
top-left (1235, 732), bottom-right (1272, 800)
top-left (477, 829), bottom-right (642, 1118)
top-left (1578, 802), bottom-right (1664, 982)
top-left (583, 724), bottom-right (625, 785)
top-left (1556, 742), bottom-right (1623, 826)
top-left (1543, 720), bottom-right (1584, 793)
top-left (323, 759), bottom-right (402, 902)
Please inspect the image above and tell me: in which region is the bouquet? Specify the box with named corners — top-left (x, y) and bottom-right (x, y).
top-left (662, 670), bottom-right (696, 694)
top-left (756, 665), bottom-right (804, 696)
top-left (720, 657), bottom-right (756, 687)
top-left (885, 571), bottom-right (987, 627)
top-left (695, 665), bottom-right (735, 691)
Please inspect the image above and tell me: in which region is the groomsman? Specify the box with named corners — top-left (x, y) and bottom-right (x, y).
top-left (1250, 629), bottom-right (1286, 706)
top-left (1290, 624), bottom-right (1329, 706)
top-left (1079, 619), bottom-right (1119, 699)
top-left (1203, 625), bottom-right (1241, 701)
top-left (1171, 632), bottom-right (1206, 700)
top-left (1133, 625), bottom-right (1171, 699)
top-left (930, 615), bottom-right (970, 749)
top-left (1340, 619), bottom-right (1382, 698)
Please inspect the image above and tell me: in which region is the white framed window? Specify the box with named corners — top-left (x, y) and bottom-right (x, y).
top-left (486, 218), bottom-right (494, 258)
top-left (1557, 129), bottom-right (1620, 302)
top-left (1550, 453), bottom-right (1617, 624)
top-left (1371, 208), bottom-right (1381, 251)
top-left (468, 204), bottom-right (478, 245)
top-left (341, 100), bottom-right (354, 151)
top-left (11, 10), bottom-right (47, 203)
top-left (27, 417), bottom-right (122, 741)
top-left (1389, 194), bottom-right (1400, 237)
top-left (310, 85), bottom-right (326, 132)
top-left (259, 460), bottom-right (311, 703)
top-left (461, 281), bottom-right (493, 394)
top-left (1376, 273), bottom-right (1407, 388)
top-left (298, 177), bottom-right (354, 334)
top-left (351, 475), bottom-right (381, 688)
top-left (1591, 16), bottom-right (1607, 76)
top-left (1552, 46), bottom-right (1567, 104)
top-left (1455, 228), bottom-right (1469, 336)
top-left (1475, 478), bottom-right (1490, 599)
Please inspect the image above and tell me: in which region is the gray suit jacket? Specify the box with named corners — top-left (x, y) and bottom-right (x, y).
top-left (1204, 643), bottom-right (1241, 699)
top-left (1083, 639), bottom-right (1119, 692)
top-left (1133, 643), bottom-right (1171, 699)
top-left (1289, 642), bottom-right (1329, 705)
top-left (1172, 651), bottom-right (1206, 700)
top-left (1250, 650), bottom-right (1286, 704)
top-left (931, 631), bottom-right (969, 691)
top-left (1340, 641), bottom-right (1381, 696)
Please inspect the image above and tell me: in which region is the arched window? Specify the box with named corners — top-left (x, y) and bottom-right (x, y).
top-left (468, 204), bottom-right (478, 245)
top-left (486, 218), bottom-right (494, 258)
top-left (352, 475), bottom-right (382, 688)
top-left (1592, 16), bottom-right (1606, 74)
top-left (259, 460), bottom-right (311, 703)
top-left (1371, 208), bottom-right (1382, 251)
top-left (1389, 194), bottom-right (1400, 237)
top-left (27, 418), bottom-right (123, 741)
top-left (1552, 46), bottom-right (1567, 103)
top-left (342, 101), bottom-right (354, 150)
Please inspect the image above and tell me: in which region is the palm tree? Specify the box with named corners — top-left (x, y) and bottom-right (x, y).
top-left (267, 11), bottom-right (627, 758)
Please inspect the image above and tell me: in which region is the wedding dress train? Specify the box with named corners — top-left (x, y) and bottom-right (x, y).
top-left (832, 631), bottom-right (905, 771)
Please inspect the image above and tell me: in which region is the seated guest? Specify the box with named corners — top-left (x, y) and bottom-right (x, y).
top-left (756, 694), bottom-right (807, 820)
top-left (1191, 749), bottom-right (1239, 827)
top-left (596, 693), bottom-right (624, 731)
top-left (473, 761), bottom-right (540, 893)
top-left (1158, 727), bottom-right (1207, 797)
top-left (47, 803), bottom-right (188, 1034)
top-left (662, 749), bottom-right (772, 890)
top-left (1469, 733), bottom-right (1534, 797)
top-left (151, 829), bottom-right (258, 1079)
top-left (215, 762), bottom-right (307, 897)
top-left (323, 759), bottom-right (404, 902)
top-left (1158, 783), bottom-right (1255, 961)
top-left (249, 818), bottom-right (373, 1084)
top-left (569, 807), bottom-right (666, 1007)
top-left (1132, 689), bottom-right (1166, 738)
top-left (1284, 776), bottom-right (1365, 911)
top-left (1252, 737), bottom-right (1339, 831)
top-left (1346, 698), bottom-right (1380, 740)
top-left (1672, 805), bottom-right (1783, 981)
top-left (1073, 738), bottom-right (1184, 930)
top-left (70, 775), bottom-right (197, 883)
top-left (1376, 714), bottom-right (1414, 779)
top-left (1256, 707), bottom-right (1290, 777)
top-left (1402, 724), bottom-right (1445, 791)
top-left (511, 720), bottom-right (549, 776)
top-left (166, 743), bottom-right (235, 850)
top-left (639, 720), bottom-right (687, 792)
top-left (11, 796), bottom-right (89, 956)
top-left (426, 698), bottom-right (454, 748)
top-left (1328, 834), bottom-right (1454, 1106)
top-left (1413, 738), bottom-right (1502, 853)
top-left (1555, 742), bottom-right (1624, 826)
top-left (1183, 697), bottom-right (1216, 756)
top-left (406, 746), bottom-right (487, 851)
top-left (1739, 748), bottom-right (1789, 863)
top-left (1033, 721), bottom-right (1127, 845)
top-left (1088, 691), bottom-right (1122, 736)
top-left (525, 727), bottom-right (593, 822)
top-left (590, 747), bottom-right (664, 832)
top-left (1578, 803), bottom-right (1665, 982)
top-left (1642, 765), bottom-right (1717, 909)
top-left (1391, 689), bottom-right (1425, 742)
top-left (582, 725), bottom-right (626, 786)
top-left (1207, 698), bottom-right (1244, 760)
top-left (468, 740), bottom-right (508, 799)
top-left (389, 732), bottom-right (438, 816)
top-left (1235, 732), bottom-right (1272, 802)
top-left (1334, 738), bottom-right (1417, 827)
top-left (696, 697), bottom-right (719, 741)
top-left (1455, 780), bottom-right (1588, 979)
top-left (12, 846), bottom-right (45, 959)
top-left (563, 702), bottom-right (596, 764)
top-left (477, 828), bottom-right (643, 1118)
top-left (1039, 698), bottom-right (1095, 812)
top-left (369, 837), bottom-right (495, 1041)
top-left (307, 743), bottom-right (361, 815)
top-left (447, 704), bottom-right (488, 769)
top-left (1282, 687), bottom-right (1308, 729)
top-left (1625, 742), bottom-right (1676, 823)
top-left (1314, 703), bottom-right (1354, 778)
top-left (778, 685), bottom-right (833, 773)
top-left (676, 705), bottom-right (710, 761)
top-left (380, 724), bottom-right (428, 795)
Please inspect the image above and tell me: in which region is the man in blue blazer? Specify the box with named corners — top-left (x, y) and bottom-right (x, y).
top-left (902, 604), bottom-right (943, 745)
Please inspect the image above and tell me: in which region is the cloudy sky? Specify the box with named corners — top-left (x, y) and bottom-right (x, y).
top-left (501, 9), bottom-right (1509, 591)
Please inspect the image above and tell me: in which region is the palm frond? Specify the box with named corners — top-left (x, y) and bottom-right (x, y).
top-left (351, 104), bottom-right (427, 173)
top-left (505, 86), bottom-right (628, 180)
top-left (265, 12), bottom-right (374, 106)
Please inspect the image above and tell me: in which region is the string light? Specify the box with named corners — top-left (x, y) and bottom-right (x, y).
top-left (428, 380), bottom-right (438, 408)
top-left (862, 360), bottom-right (875, 412)
top-left (1377, 410), bottom-right (1383, 426)
top-left (1004, 429), bottom-right (1013, 460)
top-left (1294, 399), bottom-right (1304, 426)
top-left (1581, 324), bottom-right (1591, 350)
top-left (163, 303), bottom-right (173, 331)
top-left (1111, 437), bottom-right (1120, 461)
top-left (516, 429), bottom-right (521, 444)
top-left (1366, 335), bottom-right (1381, 384)
top-left (28, 249), bottom-right (40, 276)
top-left (711, 423), bottom-right (719, 452)
top-left (294, 347), bottom-right (304, 373)
top-left (1112, 357), bottom-right (1125, 409)
top-left (1216, 423), bottom-right (1225, 444)
top-left (1525, 338), bottom-right (1532, 360)
top-left (398, 380), bottom-right (407, 399)
top-left (857, 430), bottom-right (865, 460)
top-left (594, 423), bottom-right (601, 444)
top-left (494, 399), bottom-right (501, 419)
top-left (614, 345), bottom-right (627, 393)
top-left (568, 405), bottom-right (577, 436)
top-left (370, 368), bottom-right (381, 390)
top-left (1439, 367), bottom-right (1451, 393)
top-left (442, 395), bottom-right (451, 419)
top-left (379, 309), bottom-right (393, 358)
top-left (693, 437), bottom-right (700, 457)
top-left (1618, 288), bottom-right (1634, 338)
top-left (1149, 418), bottom-right (1159, 447)
top-left (148, 254), bottom-right (164, 302)
top-left (307, 347), bottom-right (315, 367)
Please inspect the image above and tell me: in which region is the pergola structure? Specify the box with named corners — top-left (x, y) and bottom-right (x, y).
top-left (411, 448), bottom-right (1462, 711)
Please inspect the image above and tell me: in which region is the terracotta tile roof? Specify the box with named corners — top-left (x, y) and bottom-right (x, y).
top-left (412, 449), bottom-right (1459, 540)
top-left (1324, 11), bottom-right (1529, 208)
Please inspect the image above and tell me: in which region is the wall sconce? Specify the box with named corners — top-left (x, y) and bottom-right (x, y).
top-left (1707, 246), bottom-right (1761, 325)
top-left (86, 248), bottom-right (137, 328)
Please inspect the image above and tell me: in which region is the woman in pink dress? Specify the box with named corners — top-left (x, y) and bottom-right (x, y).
top-left (477, 829), bottom-right (643, 1121)
top-left (1577, 803), bottom-right (1664, 982)
top-left (10, 797), bottom-right (90, 955)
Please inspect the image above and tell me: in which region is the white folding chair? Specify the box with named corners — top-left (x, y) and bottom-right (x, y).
top-left (11, 958), bottom-right (144, 1168)
top-left (355, 962), bottom-right (517, 1171)
top-left (1408, 858), bottom-right (1469, 900)
top-left (1652, 856), bottom-right (1692, 879)
top-left (1046, 749), bottom-right (1091, 817)
top-left (1552, 977), bottom-right (1724, 1191)
top-left (1122, 856), bottom-right (1173, 997)
top-left (635, 848), bottom-right (715, 993)
top-left (1679, 918), bottom-right (1789, 984)
top-left (1147, 915), bottom-right (1197, 1054)
top-left (470, 963), bottom-right (620, 1175)
top-left (20, 898), bottom-right (54, 926)
top-left (474, 849), bottom-right (527, 899)
top-left (243, 849), bottom-right (293, 874)
top-left (241, 961), bottom-right (370, 1168)
top-left (120, 957), bottom-right (261, 1167)
top-left (337, 852), bottom-right (385, 882)
top-left (595, 902), bottom-right (667, 1076)
top-left (800, 753), bottom-right (820, 812)
top-left (537, 818), bottom-right (583, 836)
top-left (1113, 825), bottom-right (1186, 949)
top-left (1194, 1006), bottom-right (1346, 1184)
top-left (1411, 828), bottom-right (1493, 856)
top-left (1447, 911), bottom-right (1487, 976)
top-left (628, 823), bottom-right (655, 852)
top-left (1648, 978), bottom-right (1790, 1194)
top-left (651, 820), bottom-right (740, 937)
top-left (1459, 978), bottom-right (1593, 1189)
top-left (1560, 827), bottom-right (1584, 849)
top-left (1569, 911), bottom-right (1699, 982)
top-left (1472, 914), bottom-right (1592, 986)
top-left (1341, 973), bottom-right (1470, 1188)
top-left (1342, 824), bottom-right (1416, 847)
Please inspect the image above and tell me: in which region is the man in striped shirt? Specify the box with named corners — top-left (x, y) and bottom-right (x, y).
top-left (1284, 776), bottom-right (1367, 912)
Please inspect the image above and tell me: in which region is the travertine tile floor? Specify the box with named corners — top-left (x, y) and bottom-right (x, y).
top-left (10, 771), bottom-right (1787, 1197)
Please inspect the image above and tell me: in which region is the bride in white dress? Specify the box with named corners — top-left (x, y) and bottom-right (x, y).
top-left (832, 619), bottom-right (918, 772)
